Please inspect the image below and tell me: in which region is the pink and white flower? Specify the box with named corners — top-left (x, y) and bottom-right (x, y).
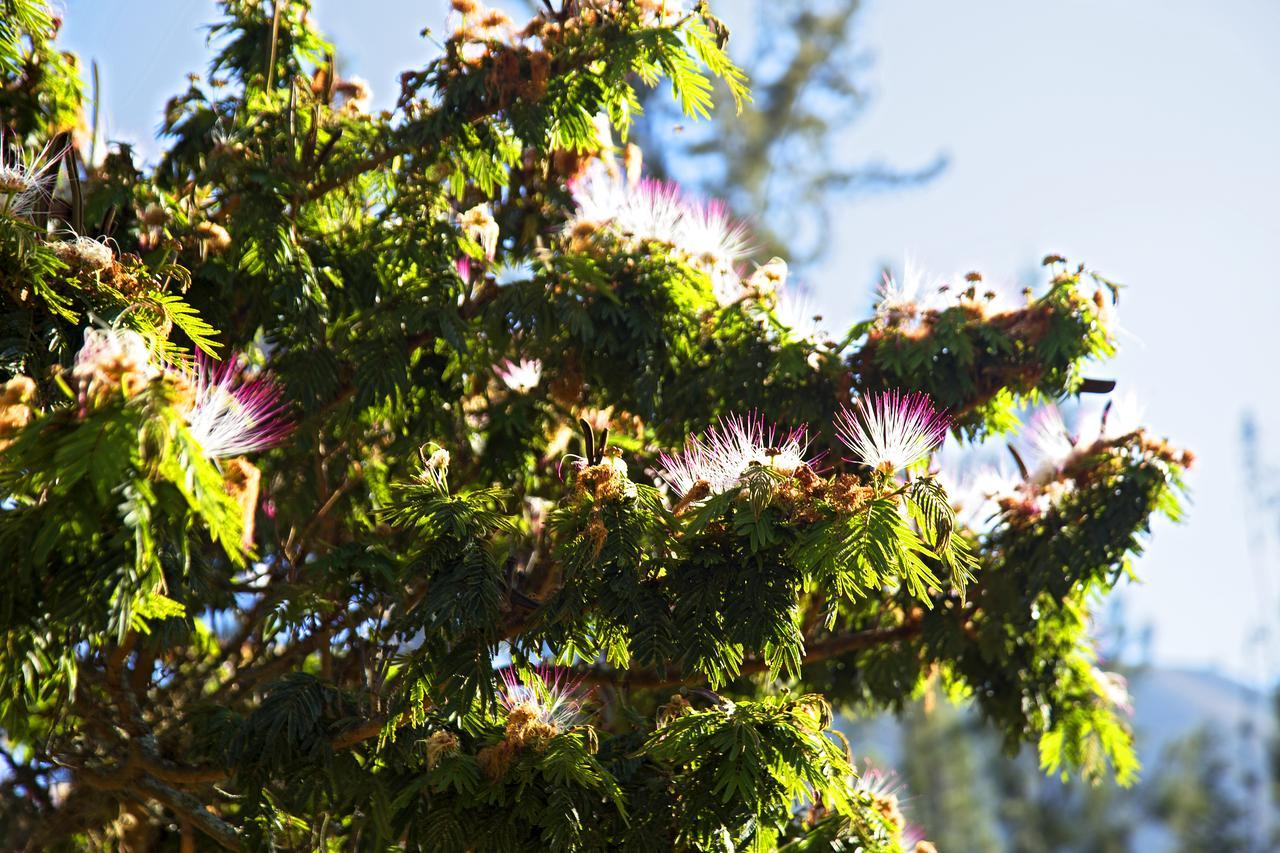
top-left (835, 391), bottom-right (950, 473)
top-left (1018, 394), bottom-right (1144, 486)
top-left (565, 165), bottom-right (753, 305)
top-left (498, 666), bottom-right (586, 734)
top-left (853, 764), bottom-right (907, 802)
top-left (185, 352), bottom-right (292, 458)
top-left (1019, 405), bottom-right (1076, 484)
top-left (72, 326), bottom-right (162, 402)
top-left (660, 412), bottom-right (811, 497)
top-left (494, 357), bottom-right (542, 393)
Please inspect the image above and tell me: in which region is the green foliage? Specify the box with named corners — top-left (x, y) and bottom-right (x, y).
top-left (0, 1), bottom-right (1192, 849)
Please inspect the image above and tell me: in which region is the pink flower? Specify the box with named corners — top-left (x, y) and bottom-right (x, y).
top-left (185, 352), bottom-right (293, 458)
top-left (494, 357), bottom-right (542, 393)
top-left (835, 391), bottom-right (950, 473)
top-left (498, 666), bottom-right (586, 734)
top-left (660, 412), bottom-right (811, 497)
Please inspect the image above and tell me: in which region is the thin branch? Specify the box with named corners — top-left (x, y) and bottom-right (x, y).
top-left (132, 775), bottom-right (242, 851)
top-left (575, 621), bottom-right (922, 690)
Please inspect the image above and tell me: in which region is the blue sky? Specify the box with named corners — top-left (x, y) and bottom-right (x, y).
top-left (60, 0), bottom-right (1280, 685)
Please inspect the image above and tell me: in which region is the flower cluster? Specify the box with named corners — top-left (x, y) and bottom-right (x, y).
top-left (565, 164), bottom-right (751, 305)
top-left (660, 393), bottom-right (954, 508)
top-left (71, 328), bottom-right (291, 460)
top-left (659, 412), bottom-right (812, 498)
top-left (874, 257), bottom-right (1014, 329)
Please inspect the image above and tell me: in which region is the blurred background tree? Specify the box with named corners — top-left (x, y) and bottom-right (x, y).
top-left (634, 0), bottom-right (944, 266)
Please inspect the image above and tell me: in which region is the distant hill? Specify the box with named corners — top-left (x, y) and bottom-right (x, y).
top-left (835, 666), bottom-right (1276, 851)
top-left (1128, 667), bottom-right (1273, 851)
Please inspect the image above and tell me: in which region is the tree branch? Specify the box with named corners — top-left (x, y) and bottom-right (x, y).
top-left (131, 775), bottom-right (242, 851)
top-left (569, 621), bottom-right (920, 690)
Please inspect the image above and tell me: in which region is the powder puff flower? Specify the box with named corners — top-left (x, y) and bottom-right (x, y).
top-left (494, 357), bottom-right (542, 393)
top-left (852, 763), bottom-right (909, 831)
top-left (459, 203), bottom-right (500, 260)
top-left (875, 257), bottom-right (937, 324)
top-left (565, 164), bottom-right (753, 304)
top-left (746, 256), bottom-right (788, 296)
top-left (660, 412), bottom-right (811, 498)
top-left (184, 353), bottom-right (292, 459)
top-left (51, 235), bottom-right (114, 272)
top-left (773, 289), bottom-right (828, 345)
top-left (853, 764), bottom-right (907, 802)
top-left (835, 391), bottom-right (950, 474)
top-left (1019, 394), bottom-right (1143, 485)
top-left (874, 257), bottom-right (983, 328)
top-left (1099, 391), bottom-right (1144, 441)
top-left (1017, 405), bottom-right (1078, 485)
top-left (499, 667), bottom-right (586, 748)
top-left (677, 197), bottom-right (752, 280)
top-left (934, 464), bottom-right (1019, 528)
top-left (73, 327), bottom-right (162, 403)
top-left (569, 169), bottom-right (684, 246)
top-left (0, 132), bottom-right (63, 220)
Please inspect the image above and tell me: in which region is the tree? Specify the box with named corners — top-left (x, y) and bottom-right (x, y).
top-left (0, 0), bottom-right (1190, 849)
top-left (898, 697), bottom-right (1002, 851)
top-left (1148, 728), bottom-right (1254, 853)
top-left (634, 0), bottom-right (945, 265)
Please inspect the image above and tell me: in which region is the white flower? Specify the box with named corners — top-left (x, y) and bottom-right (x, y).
top-left (676, 196), bottom-right (752, 279)
top-left (494, 357), bottom-right (542, 393)
top-left (660, 412), bottom-right (810, 497)
top-left (773, 288), bottom-right (828, 344)
top-left (73, 327), bottom-right (161, 400)
top-left (874, 256), bottom-right (958, 326)
top-left (51, 235), bottom-right (114, 271)
top-left (499, 667), bottom-right (585, 735)
top-left (426, 448), bottom-right (451, 471)
top-left (1020, 394), bottom-right (1144, 485)
top-left (1100, 391), bottom-right (1144, 440)
top-left (746, 257), bottom-right (788, 295)
top-left (0, 133), bottom-right (63, 220)
top-left (1019, 405), bottom-right (1076, 483)
top-left (565, 164), bottom-right (753, 304)
top-left (934, 463), bottom-right (1019, 528)
top-left (185, 353), bottom-right (292, 458)
top-left (460, 203), bottom-right (499, 260)
top-left (852, 764), bottom-right (906, 802)
top-left (569, 168), bottom-right (684, 246)
top-left (835, 390), bottom-right (951, 473)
